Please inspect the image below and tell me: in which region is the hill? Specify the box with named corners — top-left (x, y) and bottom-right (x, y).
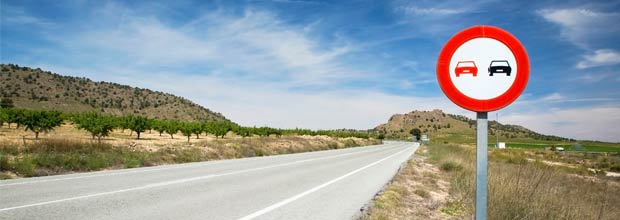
top-left (375, 109), bottom-right (571, 143)
top-left (0, 64), bottom-right (228, 122)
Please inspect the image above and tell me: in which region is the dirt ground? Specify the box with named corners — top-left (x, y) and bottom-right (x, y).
top-left (360, 145), bottom-right (454, 220)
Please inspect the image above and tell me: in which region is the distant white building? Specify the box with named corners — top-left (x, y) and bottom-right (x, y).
top-left (421, 134), bottom-right (430, 142)
top-left (498, 142), bottom-right (506, 149)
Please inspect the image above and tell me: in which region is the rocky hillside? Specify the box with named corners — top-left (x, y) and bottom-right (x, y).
top-left (375, 109), bottom-right (570, 143)
top-left (0, 64), bottom-right (228, 122)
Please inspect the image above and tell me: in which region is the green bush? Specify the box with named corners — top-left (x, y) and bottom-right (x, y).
top-left (440, 160), bottom-right (463, 172)
top-left (84, 153), bottom-right (109, 170)
top-left (343, 139), bottom-right (358, 147)
top-left (14, 157), bottom-right (36, 177)
top-left (0, 155), bottom-right (10, 171)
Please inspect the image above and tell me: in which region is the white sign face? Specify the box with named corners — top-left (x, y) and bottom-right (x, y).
top-left (448, 38), bottom-right (518, 100)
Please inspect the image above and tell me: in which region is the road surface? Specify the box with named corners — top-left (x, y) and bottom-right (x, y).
top-left (0, 141), bottom-right (417, 220)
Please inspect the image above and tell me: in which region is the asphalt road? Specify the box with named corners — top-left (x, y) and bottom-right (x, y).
top-left (0, 141), bottom-right (417, 220)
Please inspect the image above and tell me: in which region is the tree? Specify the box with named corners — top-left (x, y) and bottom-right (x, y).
top-left (117, 116), bottom-right (132, 134)
top-left (409, 128), bottom-right (422, 141)
top-left (189, 122), bottom-right (203, 139)
top-left (206, 121), bottom-right (233, 139)
top-left (377, 133), bottom-right (385, 140)
top-left (151, 120), bottom-right (167, 136)
top-left (0, 97), bottom-right (14, 109)
top-left (0, 109), bottom-right (7, 127)
top-left (126, 115), bottom-right (150, 139)
top-left (3, 108), bottom-right (25, 128)
top-left (20, 110), bottom-right (63, 139)
top-left (179, 122), bottom-right (194, 143)
top-left (73, 112), bottom-right (116, 143)
top-left (164, 120), bottom-right (179, 139)
top-left (234, 126), bottom-right (251, 138)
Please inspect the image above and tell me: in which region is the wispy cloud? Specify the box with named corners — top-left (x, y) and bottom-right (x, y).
top-left (541, 92), bottom-right (564, 101)
top-left (573, 73), bottom-right (613, 83)
top-left (400, 6), bottom-right (467, 16)
top-left (537, 9), bottom-right (620, 48)
top-left (513, 92), bottom-right (618, 106)
top-left (501, 106), bottom-right (620, 142)
top-left (259, 0), bottom-right (323, 4)
top-left (57, 6), bottom-right (362, 87)
top-left (0, 5), bottom-right (55, 27)
top-left (576, 49), bottom-right (620, 69)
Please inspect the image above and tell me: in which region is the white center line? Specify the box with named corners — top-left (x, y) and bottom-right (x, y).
top-left (0, 144), bottom-right (399, 212)
top-left (237, 146), bottom-right (412, 220)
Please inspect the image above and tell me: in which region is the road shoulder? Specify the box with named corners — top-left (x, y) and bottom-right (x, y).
top-left (359, 144), bottom-right (453, 220)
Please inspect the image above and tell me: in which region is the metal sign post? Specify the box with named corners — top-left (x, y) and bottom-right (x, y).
top-left (476, 112), bottom-right (488, 220)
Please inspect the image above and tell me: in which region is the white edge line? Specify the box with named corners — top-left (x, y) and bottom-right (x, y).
top-left (0, 144), bottom-right (401, 212)
top-left (237, 146), bottom-right (412, 220)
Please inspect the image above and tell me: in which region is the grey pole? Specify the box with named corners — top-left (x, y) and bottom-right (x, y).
top-left (496, 112), bottom-right (499, 148)
top-left (476, 112), bottom-right (488, 220)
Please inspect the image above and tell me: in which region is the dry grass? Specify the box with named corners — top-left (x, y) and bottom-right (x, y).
top-left (429, 143), bottom-right (620, 220)
top-left (362, 143), bottom-right (620, 220)
top-left (0, 124), bottom-right (381, 179)
top-left (360, 145), bottom-right (451, 220)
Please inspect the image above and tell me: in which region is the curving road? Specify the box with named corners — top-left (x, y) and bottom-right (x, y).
top-left (0, 141), bottom-right (416, 220)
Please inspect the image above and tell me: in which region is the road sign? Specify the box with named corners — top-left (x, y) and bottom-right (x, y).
top-left (437, 25), bottom-right (529, 112)
top-left (436, 25), bottom-right (529, 220)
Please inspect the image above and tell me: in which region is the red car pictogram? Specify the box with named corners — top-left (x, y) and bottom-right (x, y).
top-left (455, 61), bottom-right (478, 77)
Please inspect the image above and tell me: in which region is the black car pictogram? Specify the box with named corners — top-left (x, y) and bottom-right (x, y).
top-left (488, 60), bottom-right (511, 76)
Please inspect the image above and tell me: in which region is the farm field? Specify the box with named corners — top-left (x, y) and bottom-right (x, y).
top-left (500, 142), bottom-right (620, 152)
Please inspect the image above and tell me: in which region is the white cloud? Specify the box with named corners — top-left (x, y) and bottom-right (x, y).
top-left (1, 5), bottom-right (55, 27)
top-left (576, 49), bottom-right (620, 69)
top-left (541, 93), bottom-right (564, 101)
top-left (400, 6), bottom-right (466, 16)
top-left (64, 7), bottom-right (360, 86)
top-left (575, 73), bottom-right (613, 83)
top-left (538, 8), bottom-right (620, 48)
top-left (513, 92), bottom-right (618, 105)
top-left (501, 106), bottom-right (620, 142)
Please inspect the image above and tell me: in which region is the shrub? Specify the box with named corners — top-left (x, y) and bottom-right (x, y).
top-left (14, 156), bottom-right (36, 177)
top-left (414, 188), bottom-right (430, 198)
top-left (440, 160), bottom-right (463, 172)
top-left (343, 139), bottom-right (358, 147)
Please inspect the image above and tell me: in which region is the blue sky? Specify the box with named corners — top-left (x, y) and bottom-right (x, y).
top-left (1, 0), bottom-right (619, 142)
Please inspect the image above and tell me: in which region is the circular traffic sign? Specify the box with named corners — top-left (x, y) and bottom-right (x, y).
top-left (437, 25), bottom-right (529, 112)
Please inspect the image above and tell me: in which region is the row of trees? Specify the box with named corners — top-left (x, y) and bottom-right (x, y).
top-left (0, 109), bottom-right (63, 139)
top-left (0, 109), bottom-right (374, 142)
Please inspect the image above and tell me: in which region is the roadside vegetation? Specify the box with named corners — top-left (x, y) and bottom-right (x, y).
top-left (362, 143), bottom-right (620, 220)
top-left (360, 145), bottom-right (451, 220)
top-left (0, 135), bottom-right (380, 179)
top-left (0, 108), bottom-right (381, 179)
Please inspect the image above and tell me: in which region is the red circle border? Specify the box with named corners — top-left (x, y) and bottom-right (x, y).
top-left (436, 25), bottom-right (529, 112)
